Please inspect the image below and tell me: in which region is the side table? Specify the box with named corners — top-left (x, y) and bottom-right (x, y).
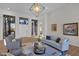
top-left (34, 41), bottom-right (46, 54)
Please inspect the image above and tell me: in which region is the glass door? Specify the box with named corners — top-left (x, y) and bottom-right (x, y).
top-left (3, 15), bottom-right (15, 39)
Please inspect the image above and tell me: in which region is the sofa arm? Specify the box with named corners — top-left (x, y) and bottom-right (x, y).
top-left (61, 39), bottom-right (70, 51)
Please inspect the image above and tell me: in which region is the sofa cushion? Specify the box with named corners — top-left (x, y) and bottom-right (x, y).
top-left (48, 40), bottom-right (60, 46)
top-left (51, 36), bottom-right (57, 41)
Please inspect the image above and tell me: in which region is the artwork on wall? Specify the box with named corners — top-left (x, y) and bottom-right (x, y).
top-left (51, 24), bottom-right (57, 31)
top-left (19, 17), bottom-right (28, 24)
top-left (63, 23), bottom-right (78, 36)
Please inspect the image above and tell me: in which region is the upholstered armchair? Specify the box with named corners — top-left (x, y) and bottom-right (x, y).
top-left (4, 35), bottom-right (22, 55)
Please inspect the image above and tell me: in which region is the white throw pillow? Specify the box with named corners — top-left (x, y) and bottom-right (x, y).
top-left (12, 39), bottom-right (16, 42)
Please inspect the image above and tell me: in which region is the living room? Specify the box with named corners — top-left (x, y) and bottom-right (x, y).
top-left (0, 3), bottom-right (79, 56)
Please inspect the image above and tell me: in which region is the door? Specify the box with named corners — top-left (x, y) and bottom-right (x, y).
top-left (3, 15), bottom-right (15, 39)
top-left (31, 19), bottom-right (38, 36)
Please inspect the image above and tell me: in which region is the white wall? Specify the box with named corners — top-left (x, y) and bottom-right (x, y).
top-left (37, 14), bottom-right (48, 36)
top-left (47, 4), bottom-right (79, 47)
top-left (0, 10), bottom-right (38, 40)
top-left (0, 9), bottom-right (47, 40)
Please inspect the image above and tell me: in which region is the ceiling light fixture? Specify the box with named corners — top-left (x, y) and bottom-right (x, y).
top-left (30, 3), bottom-right (45, 17)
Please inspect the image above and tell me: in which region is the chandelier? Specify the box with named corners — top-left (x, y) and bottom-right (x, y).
top-left (30, 3), bottom-right (45, 17)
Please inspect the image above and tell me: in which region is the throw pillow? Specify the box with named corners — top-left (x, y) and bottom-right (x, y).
top-left (46, 36), bottom-right (51, 40)
top-left (56, 37), bottom-right (61, 43)
top-left (12, 39), bottom-right (16, 42)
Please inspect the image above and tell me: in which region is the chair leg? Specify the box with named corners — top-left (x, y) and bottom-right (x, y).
top-left (61, 51), bottom-right (65, 56)
top-left (61, 51), bottom-right (67, 56)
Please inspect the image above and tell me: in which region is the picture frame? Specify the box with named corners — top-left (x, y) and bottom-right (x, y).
top-left (19, 17), bottom-right (28, 24)
top-left (63, 23), bottom-right (78, 36)
top-left (51, 24), bottom-right (57, 31)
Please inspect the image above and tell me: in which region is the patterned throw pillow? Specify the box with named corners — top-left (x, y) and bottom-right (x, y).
top-left (46, 36), bottom-right (51, 40)
top-left (56, 37), bottom-right (61, 43)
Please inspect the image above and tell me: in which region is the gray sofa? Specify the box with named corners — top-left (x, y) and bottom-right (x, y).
top-left (42, 35), bottom-right (70, 52)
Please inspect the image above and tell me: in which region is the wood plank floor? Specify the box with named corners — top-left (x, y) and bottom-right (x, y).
top-left (68, 45), bottom-right (79, 56)
top-left (0, 37), bottom-right (79, 56)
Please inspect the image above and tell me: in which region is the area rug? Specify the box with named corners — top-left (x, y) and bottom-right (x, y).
top-left (1, 42), bottom-right (70, 56)
top-left (22, 43), bottom-right (70, 56)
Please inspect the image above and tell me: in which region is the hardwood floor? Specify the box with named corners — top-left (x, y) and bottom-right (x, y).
top-left (0, 37), bottom-right (79, 56)
top-left (0, 40), bottom-right (8, 53)
top-left (68, 45), bottom-right (79, 56)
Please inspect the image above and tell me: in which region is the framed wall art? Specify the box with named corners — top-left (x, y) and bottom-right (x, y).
top-left (63, 23), bottom-right (78, 36)
top-left (19, 17), bottom-right (28, 25)
top-left (51, 24), bottom-right (57, 31)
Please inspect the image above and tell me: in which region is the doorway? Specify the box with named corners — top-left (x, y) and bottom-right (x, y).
top-left (3, 15), bottom-right (15, 39)
top-left (31, 19), bottom-right (38, 36)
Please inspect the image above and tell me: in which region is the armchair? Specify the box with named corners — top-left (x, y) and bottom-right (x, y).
top-left (4, 35), bottom-right (22, 55)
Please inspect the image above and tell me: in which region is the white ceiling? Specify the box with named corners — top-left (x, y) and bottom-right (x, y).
top-left (0, 3), bottom-right (66, 14)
